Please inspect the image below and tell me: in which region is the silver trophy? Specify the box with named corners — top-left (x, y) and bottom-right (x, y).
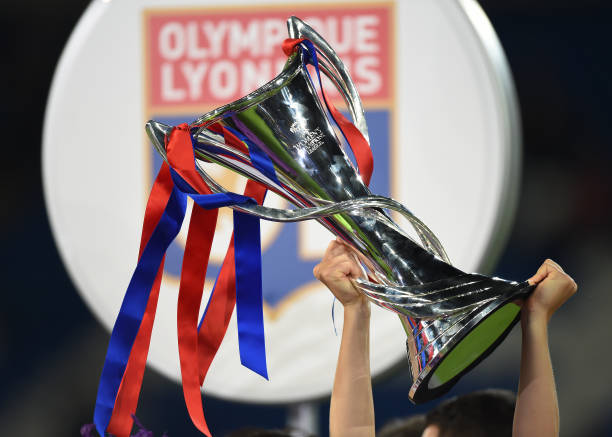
top-left (146, 17), bottom-right (532, 403)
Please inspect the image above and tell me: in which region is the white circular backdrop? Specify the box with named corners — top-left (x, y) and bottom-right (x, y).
top-left (43, 0), bottom-right (521, 403)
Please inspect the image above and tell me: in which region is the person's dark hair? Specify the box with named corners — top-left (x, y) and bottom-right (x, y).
top-left (225, 427), bottom-right (316, 437)
top-left (377, 414), bottom-right (426, 437)
top-left (424, 389), bottom-right (516, 437)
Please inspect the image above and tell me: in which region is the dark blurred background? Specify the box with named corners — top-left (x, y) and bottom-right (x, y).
top-left (1, 0), bottom-right (611, 436)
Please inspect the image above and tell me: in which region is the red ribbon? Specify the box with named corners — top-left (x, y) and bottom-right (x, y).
top-left (177, 204), bottom-right (218, 436)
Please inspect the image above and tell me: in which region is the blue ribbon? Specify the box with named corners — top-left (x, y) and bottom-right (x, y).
top-left (94, 178), bottom-right (188, 436)
top-left (233, 209), bottom-right (268, 378)
top-left (224, 125), bottom-right (281, 186)
top-left (169, 168), bottom-right (269, 380)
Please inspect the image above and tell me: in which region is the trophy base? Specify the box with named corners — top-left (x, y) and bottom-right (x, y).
top-left (407, 281), bottom-right (533, 403)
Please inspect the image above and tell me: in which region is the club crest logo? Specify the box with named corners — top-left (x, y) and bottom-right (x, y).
top-left (143, 3), bottom-right (394, 318)
top-left (44, 0), bottom-right (519, 403)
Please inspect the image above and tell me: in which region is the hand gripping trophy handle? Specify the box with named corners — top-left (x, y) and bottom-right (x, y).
top-left (145, 16), bottom-right (533, 403)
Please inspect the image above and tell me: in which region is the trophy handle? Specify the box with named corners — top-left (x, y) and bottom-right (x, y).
top-left (287, 16), bottom-right (370, 145)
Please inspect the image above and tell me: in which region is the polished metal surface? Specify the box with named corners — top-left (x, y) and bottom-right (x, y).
top-left (287, 16), bottom-right (370, 144)
top-left (145, 16), bottom-right (532, 403)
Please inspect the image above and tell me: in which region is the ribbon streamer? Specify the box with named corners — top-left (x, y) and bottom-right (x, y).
top-left (95, 125), bottom-right (270, 437)
top-left (95, 38), bottom-right (376, 436)
top-left (106, 164), bottom-right (174, 437)
top-left (94, 168), bottom-right (187, 436)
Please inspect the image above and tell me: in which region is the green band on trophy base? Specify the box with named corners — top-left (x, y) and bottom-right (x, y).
top-left (430, 303), bottom-right (521, 388)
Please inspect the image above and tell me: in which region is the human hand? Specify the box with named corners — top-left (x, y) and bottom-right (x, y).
top-left (313, 239), bottom-right (369, 312)
top-left (524, 259), bottom-right (577, 324)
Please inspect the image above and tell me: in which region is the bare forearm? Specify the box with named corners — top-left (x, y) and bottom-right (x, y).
top-left (330, 302), bottom-right (375, 437)
top-left (513, 314), bottom-right (559, 437)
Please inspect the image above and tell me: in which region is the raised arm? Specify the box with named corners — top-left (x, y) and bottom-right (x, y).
top-left (314, 240), bottom-right (375, 437)
top-left (513, 259), bottom-right (577, 437)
